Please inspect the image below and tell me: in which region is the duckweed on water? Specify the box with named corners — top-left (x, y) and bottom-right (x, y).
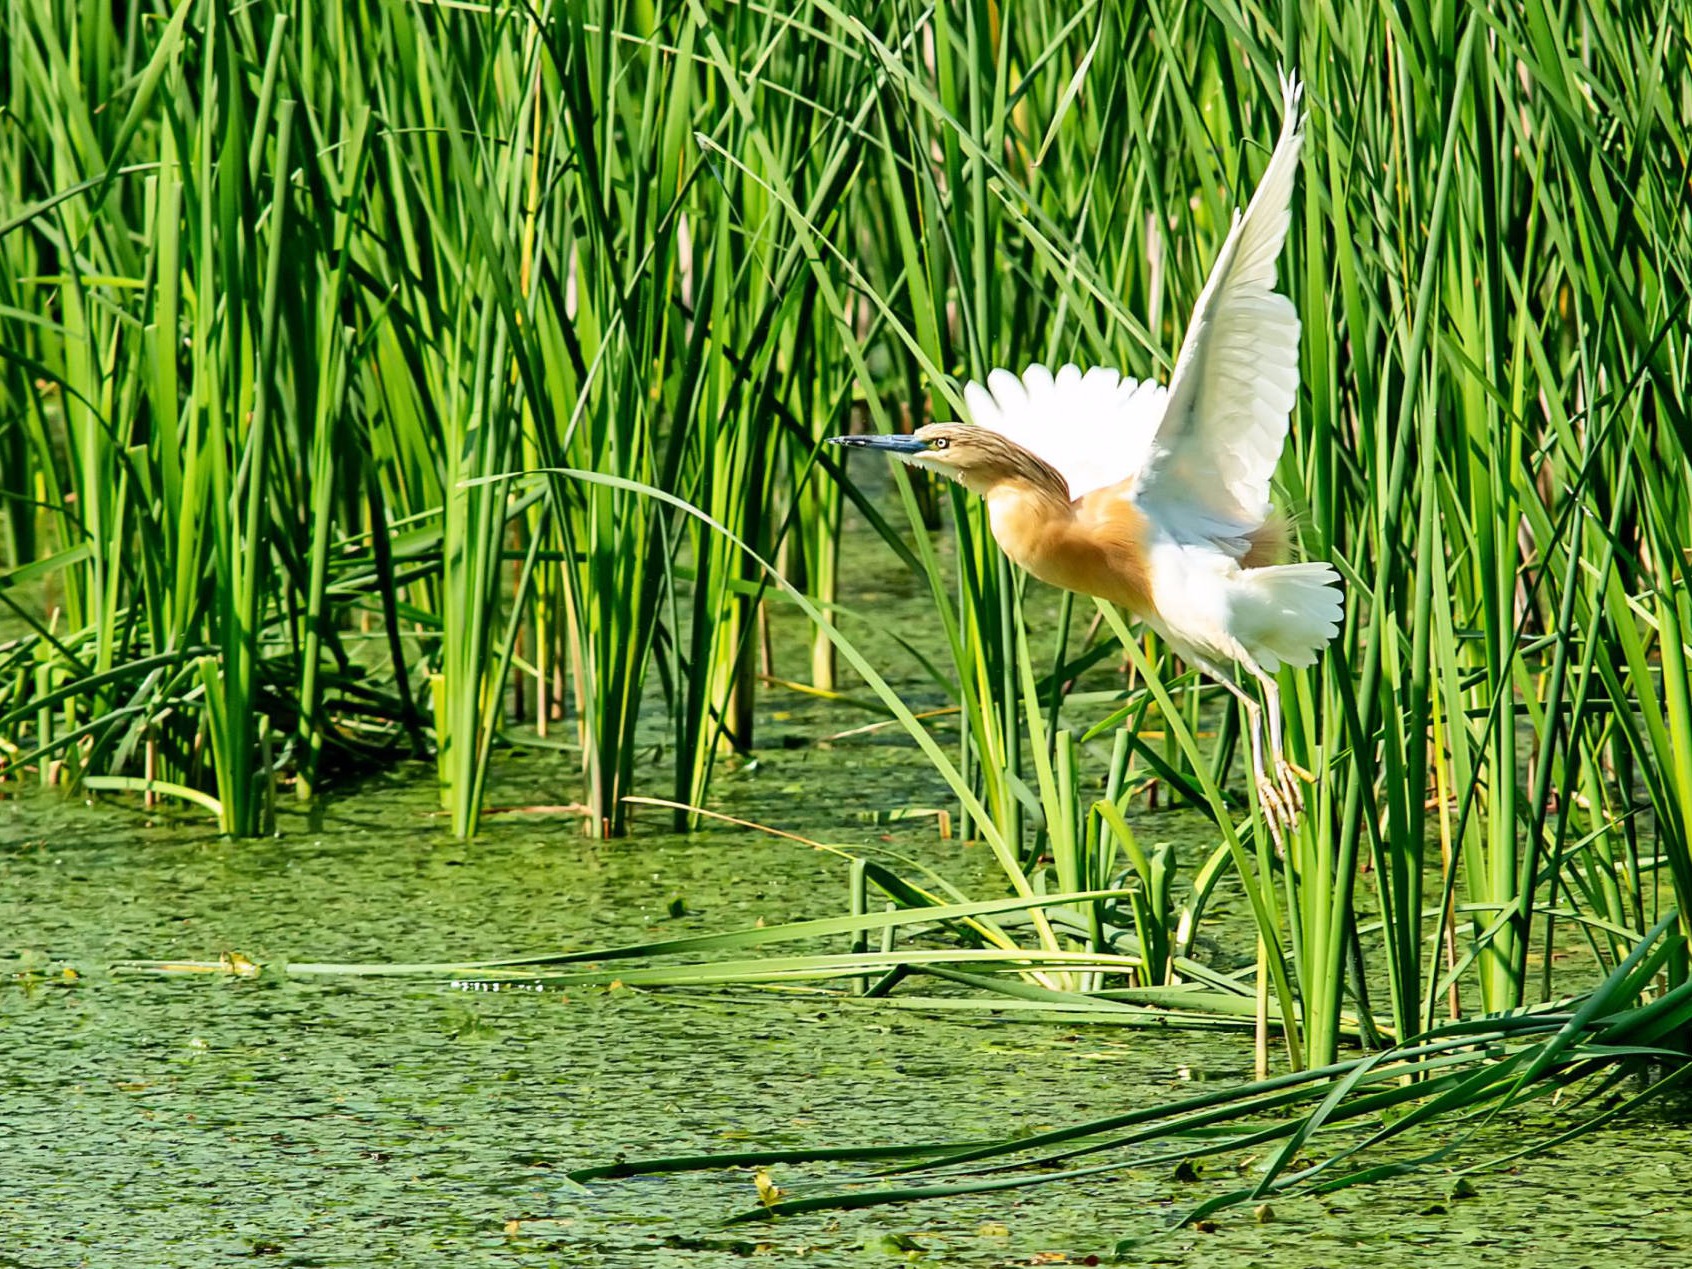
top-left (4, 772), bottom-right (1691, 1267)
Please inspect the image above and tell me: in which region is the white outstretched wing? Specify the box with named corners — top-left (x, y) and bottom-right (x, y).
top-left (1136, 70), bottom-right (1305, 540)
top-left (963, 363), bottom-right (1167, 502)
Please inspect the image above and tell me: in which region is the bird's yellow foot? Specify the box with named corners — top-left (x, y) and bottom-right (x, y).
top-left (1256, 761), bottom-right (1317, 851)
top-left (1255, 773), bottom-right (1297, 851)
top-left (1274, 759), bottom-right (1313, 817)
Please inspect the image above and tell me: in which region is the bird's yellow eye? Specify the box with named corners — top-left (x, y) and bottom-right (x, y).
top-left (932, 437), bottom-right (950, 451)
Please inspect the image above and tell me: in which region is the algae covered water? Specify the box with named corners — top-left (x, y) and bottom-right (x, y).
top-left (3, 757), bottom-right (1690, 1268)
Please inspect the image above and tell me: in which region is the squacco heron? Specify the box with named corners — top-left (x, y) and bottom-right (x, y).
top-left (833, 73), bottom-right (1340, 842)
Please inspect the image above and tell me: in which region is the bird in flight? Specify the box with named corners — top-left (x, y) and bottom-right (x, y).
top-left (832, 72), bottom-right (1339, 842)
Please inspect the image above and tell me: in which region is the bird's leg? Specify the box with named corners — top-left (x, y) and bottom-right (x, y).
top-left (1191, 656), bottom-right (1290, 847)
top-left (1258, 676), bottom-right (1308, 817)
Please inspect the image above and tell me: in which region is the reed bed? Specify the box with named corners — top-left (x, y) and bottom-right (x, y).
top-left (4, 0), bottom-right (1690, 1134)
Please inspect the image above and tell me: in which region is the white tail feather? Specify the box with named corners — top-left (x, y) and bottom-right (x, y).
top-left (1233, 562), bottom-right (1343, 672)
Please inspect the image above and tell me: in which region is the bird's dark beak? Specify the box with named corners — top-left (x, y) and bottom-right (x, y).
top-left (828, 434), bottom-right (930, 454)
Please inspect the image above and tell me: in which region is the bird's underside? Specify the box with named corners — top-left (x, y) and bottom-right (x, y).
top-left (833, 70), bottom-right (1342, 844)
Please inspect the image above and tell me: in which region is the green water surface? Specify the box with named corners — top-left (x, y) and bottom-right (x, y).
top-left (4, 749), bottom-right (1690, 1269)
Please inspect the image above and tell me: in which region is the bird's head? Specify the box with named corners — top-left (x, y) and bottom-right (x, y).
top-left (829, 423), bottom-right (1055, 496)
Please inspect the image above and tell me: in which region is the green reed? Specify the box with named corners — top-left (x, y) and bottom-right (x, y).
top-left (2, 0), bottom-right (1690, 1093)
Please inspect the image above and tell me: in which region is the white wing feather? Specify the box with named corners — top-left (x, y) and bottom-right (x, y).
top-left (1136, 70), bottom-right (1306, 539)
top-left (957, 73), bottom-right (1304, 526)
top-left (963, 363), bottom-right (1166, 502)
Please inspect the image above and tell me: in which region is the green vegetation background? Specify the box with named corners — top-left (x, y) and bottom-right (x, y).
top-left (3, 0), bottom-right (1691, 1083)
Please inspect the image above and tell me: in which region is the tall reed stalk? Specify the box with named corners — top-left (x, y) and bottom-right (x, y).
top-left (2, 1), bottom-right (1690, 1080)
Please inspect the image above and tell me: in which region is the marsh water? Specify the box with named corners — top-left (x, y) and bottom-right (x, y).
top-left (4, 509), bottom-right (1691, 1267)
top-left (5, 749), bottom-right (1692, 1268)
